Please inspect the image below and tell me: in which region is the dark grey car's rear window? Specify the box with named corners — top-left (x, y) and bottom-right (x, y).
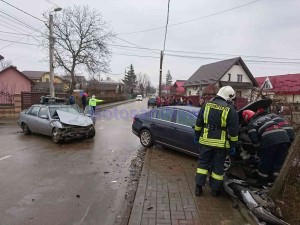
top-left (176, 110), bottom-right (196, 127)
top-left (157, 108), bottom-right (173, 122)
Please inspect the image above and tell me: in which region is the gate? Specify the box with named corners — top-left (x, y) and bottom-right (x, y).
top-left (21, 92), bottom-right (67, 110)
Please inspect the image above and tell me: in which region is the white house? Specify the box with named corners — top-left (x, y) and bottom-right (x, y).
top-left (183, 57), bottom-right (258, 100)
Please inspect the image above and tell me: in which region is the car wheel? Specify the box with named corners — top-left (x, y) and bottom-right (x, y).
top-left (88, 126), bottom-right (96, 138)
top-left (22, 123), bottom-right (31, 135)
top-left (140, 129), bottom-right (153, 148)
top-left (52, 128), bottom-right (62, 143)
top-left (224, 155), bottom-right (231, 171)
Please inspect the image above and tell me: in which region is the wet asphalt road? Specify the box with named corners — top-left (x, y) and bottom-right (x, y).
top-left (0, 101), bottom-right (148, 225)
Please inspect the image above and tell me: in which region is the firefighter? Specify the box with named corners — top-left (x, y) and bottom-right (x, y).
top-left (242, 109), bottom-right (290, 186)
top-left (256, 108), bottom-right (295, 143)
top-left (194, 86), bottom-right (239, 197)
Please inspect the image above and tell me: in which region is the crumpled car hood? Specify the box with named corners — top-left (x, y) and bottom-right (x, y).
top-left (56, 110), bottom-right (93, 127)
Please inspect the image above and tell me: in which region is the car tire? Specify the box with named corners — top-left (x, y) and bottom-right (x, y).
top-left (88, 126), bottom-right (96, 138)
top-left (22, 123), bottom-right (31, 135)
top-left (140, 129), bottom-right (153, 148)
top-left (52, 128), bottom-right (62, 143)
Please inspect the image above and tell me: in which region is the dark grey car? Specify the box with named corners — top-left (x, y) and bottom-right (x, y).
top-left (18, 104), bottom-right (95, 143)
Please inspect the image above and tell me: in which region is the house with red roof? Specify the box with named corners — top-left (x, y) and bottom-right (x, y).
top-left (171, 80), bottom-right (186, 95)
top-left (161, 85), bottom-right (172, 96)
top-left (256, 73), bottom-right (300, 103)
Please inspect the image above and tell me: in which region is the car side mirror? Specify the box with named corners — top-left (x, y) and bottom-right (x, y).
top-left (40, 115), bottom-right (49, 119)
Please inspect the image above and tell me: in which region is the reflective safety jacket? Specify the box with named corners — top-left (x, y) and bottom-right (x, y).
top-left (89, 97), bottom-right (104, 106)
top-left (267, 113), bottom-right (295, 142)
top-left (245, 114), bottom-right (290, 149)
top-left (194, 96), bottom-right (239, 149)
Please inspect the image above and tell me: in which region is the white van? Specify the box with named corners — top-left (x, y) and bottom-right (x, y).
top-left (136, 95), bottom-right (143, 101)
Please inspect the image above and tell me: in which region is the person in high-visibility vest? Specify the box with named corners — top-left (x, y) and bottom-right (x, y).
top-left (194, 86), bottom-right (239, 197)
top-left (89, 95), bottom-right (104, 115)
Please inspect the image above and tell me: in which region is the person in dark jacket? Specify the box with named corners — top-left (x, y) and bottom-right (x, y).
top-left (242, 110), bottom-right (290, 186)
top-left (194, 86), bottom-right (239, 197)
top-left (256, 108), bottom-right (295, 143)
top-left (82, 94), bottom-right (87, 110)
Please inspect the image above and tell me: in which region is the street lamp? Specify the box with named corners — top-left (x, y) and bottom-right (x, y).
top-left (49, 7), bottom-right (62, 97)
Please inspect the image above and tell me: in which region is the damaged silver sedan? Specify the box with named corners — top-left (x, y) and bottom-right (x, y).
top-left (18, 104), bottom-right (95, 143)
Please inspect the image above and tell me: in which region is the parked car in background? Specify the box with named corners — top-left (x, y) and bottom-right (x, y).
top-left (18, 97), bottom-right (95, 143)
top-left (147, 97), bottom-right (156, 107)
top-left (136, 95), bottom-right (143, 101)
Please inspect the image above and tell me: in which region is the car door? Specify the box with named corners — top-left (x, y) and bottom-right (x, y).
top-left (172, 109), bottom-right (199, 155)
top-left (151, 108), bottom-right (174, 144)
top-left (26, 106), bottom-right (41, 133)
top-left (36, 106), bottom-right (51, 135)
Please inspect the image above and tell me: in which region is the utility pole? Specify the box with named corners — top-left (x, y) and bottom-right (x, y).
top-left (49, 8), bottom-right (62, 97)
top-left (158, 51), bottom-right (163, 97)
top-left (49, 14), bottom-right (55, 97)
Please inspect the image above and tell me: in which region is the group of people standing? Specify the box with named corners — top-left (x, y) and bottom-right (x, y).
top-left (68, 92), bottom-right (104, 115)
top-left (156, 96), bottom-right (193, 107)
top-left (193, 85), bottom-right (293, 197)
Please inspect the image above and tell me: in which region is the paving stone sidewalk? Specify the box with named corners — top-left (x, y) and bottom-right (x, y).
top-left (128, 147), bottom-right (249, 225)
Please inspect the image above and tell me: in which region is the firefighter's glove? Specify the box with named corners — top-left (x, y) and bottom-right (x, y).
top-left (194, 137), bottom-right (199, 144)
top-left (229, 147), bottom-right (236, 156)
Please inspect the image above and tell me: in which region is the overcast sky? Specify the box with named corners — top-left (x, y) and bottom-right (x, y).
top-left (1, 0), bottom-right (300, 86)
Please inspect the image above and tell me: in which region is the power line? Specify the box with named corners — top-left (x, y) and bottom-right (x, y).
top-left (112, 52), bottom-right (160, 59)
top-left (109, 43), bottom-right (300, 62)
top-left (0, 38), bottom-right (39, 46)
top-left (164, 53), bottom-right (300, 65)
top-left (115, 36), bottom-right (158, 54)
top-left (163, 0), bottom-right (170, 52)
top-left (0, 10), bottom-right (46, 35)
top-left (117, 0), bottom-right (261, 35)
top-left (0, 29), bottom-right (42, 44)
top-left (0, 30), bottom-right (35, 36)
top-left (0, 25), bottom-right (44, 50)
top-left (0, 0), bottom-right (44, 22)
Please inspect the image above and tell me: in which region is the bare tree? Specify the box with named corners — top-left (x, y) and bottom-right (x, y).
top-left (47, 5), bottom-right (114, 95)
top-left (0, 60), bottom-right (12, 70)
top-left (137, 73), bottom-right (150, 95)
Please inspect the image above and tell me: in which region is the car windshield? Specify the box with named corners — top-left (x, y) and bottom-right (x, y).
top-left (49, 106), bottom-right (80, 118)
top-left (149, 98), bottom-right (155, 101)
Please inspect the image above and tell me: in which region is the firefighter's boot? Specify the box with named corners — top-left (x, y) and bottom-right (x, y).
top-left (195, 185), bottom-right (203, 196)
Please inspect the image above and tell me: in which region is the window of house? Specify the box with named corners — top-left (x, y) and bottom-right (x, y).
top-left (189, 91), bottom-right (191, 96)
top-left (228, 74), bottom-right (231, 81)
top-left (236, 91), bottom-right (242, 97)
top-left (263, 81), bottom-right (271, 89)
top-left (45, 78), bottom-right (49, 82)
top-left (237, 74), bottom-right (243, 82)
